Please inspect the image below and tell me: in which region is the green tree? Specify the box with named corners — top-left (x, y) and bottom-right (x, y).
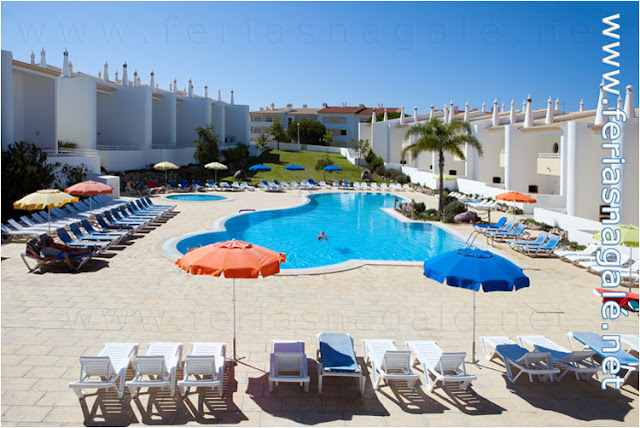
top-left (350, 138), bottom-right (370, 159)
top-left (403, 118), bottom-right (482, 216)
top-left (56, 163), bottom-right (88, 188)
top-left (1, 141), bottom-right (59, 221)
top-left (268, 118), bottom-right (289, 150)
top-left (256, 132), bottom-right (269, 153)
top-left (221, 144), bottom-right (250, 171)
top-left (193, 124), bottom-right (220, 165)
top-left (322, 129), bottom-right (333, 146)
top-left (287, 120), bottom-right (327, 145)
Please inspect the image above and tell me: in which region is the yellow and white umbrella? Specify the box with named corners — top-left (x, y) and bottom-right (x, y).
top-left (153, 161), bottom-right (180, 186)
top-left (13, 189), bottom-right (79, 233)
top-left (205, 162), bottom-right (228, 183)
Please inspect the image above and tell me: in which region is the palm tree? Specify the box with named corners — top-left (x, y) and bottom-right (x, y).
top-left (403, 118), bottom-right (483, 216)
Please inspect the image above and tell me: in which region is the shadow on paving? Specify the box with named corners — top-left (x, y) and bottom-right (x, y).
top-left (80, 359), bottom-right (246, 425)
top-left (507, 374), bottom-right (636, 422)
top-left (245, 358), bottom-right (454, 424)
top-left (431, 385), bottom-right (505, 415)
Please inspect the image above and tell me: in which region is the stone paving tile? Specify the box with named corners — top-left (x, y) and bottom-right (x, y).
top-left (1, 190), bottom-right (638, 426)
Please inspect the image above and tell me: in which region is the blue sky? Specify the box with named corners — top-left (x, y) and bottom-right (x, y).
top-left (2, 1), bottom-right (638, 112)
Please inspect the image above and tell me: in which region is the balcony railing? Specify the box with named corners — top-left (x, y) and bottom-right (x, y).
top-left (537, 153), bottom-right (561, 175)
top-left (45, 148), bottom-right (100, 156)
top-left (538, 153), bottom-right (560, 159)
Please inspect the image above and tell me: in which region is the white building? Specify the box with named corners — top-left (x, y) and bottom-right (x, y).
top-left (249, 104), bottom-right (320, 142)
top-left (359, 89), bottom-right (639, 226)
top-left (1, 49), bottom-right (250, 172)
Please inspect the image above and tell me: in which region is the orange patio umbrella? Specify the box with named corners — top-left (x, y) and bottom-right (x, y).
top-left (495, 192), bottom-right (537, 220)
top-left (176, 239), bottom-right (286, 361)
top-left (65, 180), bottom-right (113, 215)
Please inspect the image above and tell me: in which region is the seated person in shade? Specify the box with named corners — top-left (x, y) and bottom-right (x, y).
top-left (35, 234), bottom-right (94, 271)
top-left (316, 231), bottom-right (328, 242)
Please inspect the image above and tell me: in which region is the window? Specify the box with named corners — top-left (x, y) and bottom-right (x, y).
top-left (448, 170), bottom-right (457, 176)
top-left (287, 118), bottom-right (292, 126)
top-left (492, 176), bottom-right (502, 184)
top-left (323, 116), bottom-right (347, 124)
top-left (266, 117), bottom-right (273, 122)
top-left (340, 130), bottom-right (347, 136)
top-left (528, 185), bottom-right (538, 193)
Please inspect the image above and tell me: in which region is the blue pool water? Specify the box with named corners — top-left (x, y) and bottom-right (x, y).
top-left (167, 194), bottom-right (226, 202)
top-left (176, 193), bottom-right (466, 270)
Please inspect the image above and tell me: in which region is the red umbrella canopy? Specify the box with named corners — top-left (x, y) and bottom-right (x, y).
top-left (175, 240), bottom-right (286, 278)
top-left (65, 180), bottom-right (113, 196)
top-left (495, 191), bottom-right (537, 204)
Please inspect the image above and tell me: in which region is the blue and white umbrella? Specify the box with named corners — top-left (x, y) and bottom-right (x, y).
top-left (284, 164), bottom-right (305, 182)
top-left (424, 247), bottom-right (530, 362)
top-left (248, 164), bottom-right (271, 172)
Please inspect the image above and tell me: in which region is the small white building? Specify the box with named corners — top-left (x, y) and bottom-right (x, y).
top-left (1, 49), bottom-right (250, 172)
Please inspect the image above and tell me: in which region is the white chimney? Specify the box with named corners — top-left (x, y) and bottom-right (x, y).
top-left (399, 106), bottom-right (405, 124)
top-left (510, 99), bottom-right (516, 124)
top-left (62, 49), bottom-right (70, 77)
top-left (579, 99), bottom-right (584, 112)
top-left (372, 108), bottom-right (377, 123)
top-left (169, 83), bottom-right (173, 92)
top-left (98, 71), bottom-right (102, 79)
top-left (39, 48), bottom-right (46, 67)
top-left (121, 62), bottom-right (128, 86)
top-left (464, 101), bottom-right (470, 122)
top-left (103, 62), bottom-right (109, 81)
top-left (595, 82), bottom-right (607, 125)
top-left (617, 95), bottom-right (623, 110)
top-left (524, 95), bottom-right (533, 127)
top-left (429, 104), bottom-right (435, 120)
top-left (150, 71), bottom-right (155, 92)
top-left (133, 70), bottom-right (138, 86)
top-left (230, 90), bottom-right (234, 105)
top-left (173, 78), bottom-right (177, 93)
top-left (555, 98), bottom-right (560, 111)
top-left (218, 89), bottom-right (221, 101)
top-left (443, 104), bottom-right (449, 123)
top-left (383, 108), bottom-right (388, 121)
top-left (188, 79), bottom-right (193, 97)
top-left (624, 85), bottom-right (635, 118)
top-left (481, 102), bottom-right (486, 113)
top-left (491, 99), bottom-right (500, 127)
top-left (413, 106), bottom-right (418, 123)
top-left (30, 51), bottom-right (36, 65)
top-left (204, 85), bottom-right (208, 98)
top-left (115, 70), bottom-right (119, 83)
top-left (545, 97), bottom-right (554, 124)
top-left (449, 100), bottom-right (454, 122)
top-left (522, 100), bottom-right (526, 112)
top-left (501, 103), bottom-right (505, 113)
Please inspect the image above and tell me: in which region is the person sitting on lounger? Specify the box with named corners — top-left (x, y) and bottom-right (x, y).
top-left (35, 235), bottom-right (93, 270)
top-left (316, 231), bottom-right (328, 242)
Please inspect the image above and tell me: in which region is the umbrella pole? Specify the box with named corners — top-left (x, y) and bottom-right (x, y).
top-left (48, 207), bottom-right (51, 234)
top-left (472, 292), bottom-right (477, 364)
top-left (233, 278), bottom-right (237, 361)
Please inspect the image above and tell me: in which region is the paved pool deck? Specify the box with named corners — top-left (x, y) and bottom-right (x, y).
top-left (1, 188), bottom-right (638, 426)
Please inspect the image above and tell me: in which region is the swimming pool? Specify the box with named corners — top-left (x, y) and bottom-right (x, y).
top-left (175, 193), bottom-right (466, 270)
top-left (166, 194), bottom-right (226, 202)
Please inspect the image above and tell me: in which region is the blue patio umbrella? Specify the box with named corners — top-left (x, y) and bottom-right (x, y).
top-left (248, 164), bottom-right (271, 172)
top-left (322, 165), bottom-right (343, 172)
top-left (284, 164), bottom-right (305, 182)
top-left (423, 247), bottom-right (530, 362)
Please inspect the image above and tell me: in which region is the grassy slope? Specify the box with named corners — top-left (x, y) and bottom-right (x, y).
top-left (224, 149), bottom-right (382, 184)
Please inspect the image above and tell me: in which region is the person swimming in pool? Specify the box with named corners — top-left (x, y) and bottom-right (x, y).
top-left (316, 231), bottom-right (328, 241)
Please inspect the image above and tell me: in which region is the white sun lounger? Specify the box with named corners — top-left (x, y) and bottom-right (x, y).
top-left (620, 335), bottom-right (639, 354)
top-left (480, 336), bottom-right (559, 383)
top-left (177, 342), bottom-right (225, 397)
top-left (554, 243), bottom-right (599, 261)
top-left (68, 343), bottom-right (139, 400)
top-left (269, 340), bottom-right (310, 392)
top-left (362, 339), bottom-right (419, 390)
top-left (516, 335), bottom-right (599, 381)
top-left (126, 342), bottom-right (183, 398)
top-left (405, 340), bottom-right (476, 391)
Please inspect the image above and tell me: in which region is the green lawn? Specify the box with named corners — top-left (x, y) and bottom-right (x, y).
top-left (224, 149), bottom-right (381, 184)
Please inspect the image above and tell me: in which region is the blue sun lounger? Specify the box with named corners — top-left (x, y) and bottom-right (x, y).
top-left (316, 333), bottom-right (365, 394)
top-left (510, 231), bottom-right (549, 247)
top-left (568, 332), bottom-right (639, 383)
top-left (486, 223), bottom-right (527, 240)
top-left (473, 217), bottom-right (507, 230)
top-left (511, 235), bottom-right (561, 257)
